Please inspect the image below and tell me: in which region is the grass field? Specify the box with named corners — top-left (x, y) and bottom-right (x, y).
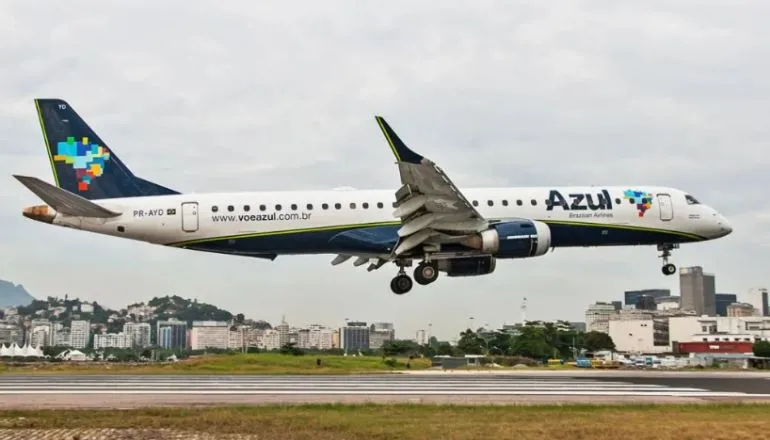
top-left (1, 403), bottom-right (768, 439)
top-left (0, 353), bottom-right (432, 375)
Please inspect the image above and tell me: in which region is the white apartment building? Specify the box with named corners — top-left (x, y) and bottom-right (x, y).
top-left (190, 321), bottom-right (229, 350)
top-left (585, 302), bottom-right (617, 333)
top-left (609, 319), bottom-right (670, 354)
top-left (610, 315), bottom-right (770, 354)
top-left (259, 329), bottom-right (282, 350)
top-left (70, 320), bottom-right (90, 349)
top-left (669, 316), bottom-right (770, 345)
top-left (93, 332), bottom-right (132, 349)
top-left (123, 322), bottom-right (152, 348)
top-left (54, 330), bottom-right (71, 347)
top-left (748, 288), bottom-right (769, 316)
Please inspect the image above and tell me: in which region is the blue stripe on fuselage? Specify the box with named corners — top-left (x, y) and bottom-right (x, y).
top-left (174, 221), bottom-right (704, 258)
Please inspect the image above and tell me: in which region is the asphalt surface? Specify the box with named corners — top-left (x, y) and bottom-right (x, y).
top-left (0, 371), bottom-right (769, 408)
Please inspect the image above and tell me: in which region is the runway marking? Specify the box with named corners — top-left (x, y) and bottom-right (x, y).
top-left (0, 376), bottom-right (768, 398)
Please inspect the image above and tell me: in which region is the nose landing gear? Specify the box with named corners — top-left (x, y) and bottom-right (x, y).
top-left (658, 243), bottom-right (678, 276)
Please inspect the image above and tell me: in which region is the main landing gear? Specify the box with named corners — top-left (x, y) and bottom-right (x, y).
top-left (390, 260), bottom-right (438, 295)
top-left (658, 243), bottom-right (678, 276)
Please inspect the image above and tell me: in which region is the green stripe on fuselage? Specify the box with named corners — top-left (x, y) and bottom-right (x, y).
top-left (166, 218), bottom-right (705, 248)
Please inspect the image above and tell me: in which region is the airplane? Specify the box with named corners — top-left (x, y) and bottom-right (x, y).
top-left (14, 99), bottom-right (733, 295)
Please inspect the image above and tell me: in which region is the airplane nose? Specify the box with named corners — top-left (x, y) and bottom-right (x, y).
top-left (717, 215), bottom-right (732, 236)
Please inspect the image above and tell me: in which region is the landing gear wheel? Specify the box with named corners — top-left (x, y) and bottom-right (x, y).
top-left (414, 262), bottom-right (438, 285)
top-left (657, 243), bottom-right (679, 277)
top-left (390, 274), bottom-right (413, 295)
top-left (662, 263), bottom-right (676, 276)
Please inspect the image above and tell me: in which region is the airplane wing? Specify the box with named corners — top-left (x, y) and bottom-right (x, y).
top-left (328, 116), bottom-right (490, 271)
top-left (374, 116), bottom-right (489, 256)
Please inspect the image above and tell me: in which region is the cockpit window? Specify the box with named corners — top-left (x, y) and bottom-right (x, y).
top-left (685, 195), bottom-right (700, 205)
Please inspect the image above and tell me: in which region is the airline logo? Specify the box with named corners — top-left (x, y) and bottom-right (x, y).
top-left (53, 136), bottom-right (111, 191)
top-left (624, 189), bottom-right (653, 217)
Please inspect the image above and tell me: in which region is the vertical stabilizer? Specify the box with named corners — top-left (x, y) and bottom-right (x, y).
top-left (34, 98), bottom-right (179, 200)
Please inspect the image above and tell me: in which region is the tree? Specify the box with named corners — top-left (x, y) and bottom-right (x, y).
top-left (583, 331), bottom-right (616, 352)
top-left (381, 339), bottom-right (421, 357)
top-left (510, 326), bottom-right (551, 359)
top-left (753, 340), bottom-right (770, 357)
top-left (457, 329), bottom-right (486, 354)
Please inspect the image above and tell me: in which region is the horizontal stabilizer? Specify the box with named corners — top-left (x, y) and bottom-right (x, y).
top-left (13, 175), bottom-right (121, 218)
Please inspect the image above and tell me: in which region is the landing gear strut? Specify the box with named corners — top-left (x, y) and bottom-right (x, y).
top-left (658, 243), bottom-right (678, 276)
top-left (414, 261), bottom-right (439, 285)
top-left (390, 264), bottom-right (413, 295)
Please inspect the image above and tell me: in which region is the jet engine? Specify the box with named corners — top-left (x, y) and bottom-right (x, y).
top-left (437, 256), bottom-right (497, 277)
top-left (461, 219), bottom-right (552, 258)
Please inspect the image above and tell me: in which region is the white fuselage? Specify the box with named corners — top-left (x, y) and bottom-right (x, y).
top-left (48, 185), bottom-right (731, 253)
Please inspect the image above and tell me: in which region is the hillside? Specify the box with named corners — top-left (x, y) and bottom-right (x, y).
top-left (0, 280), bottom-right (36, 308)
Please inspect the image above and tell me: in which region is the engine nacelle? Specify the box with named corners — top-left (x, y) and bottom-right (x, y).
top-left (437, 256), bottom-right (496, 277)
top-left (461, 219), bottom-right (552, 258)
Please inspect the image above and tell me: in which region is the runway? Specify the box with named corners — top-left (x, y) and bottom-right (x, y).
top-left (1, 372), bottom-right (770, 408)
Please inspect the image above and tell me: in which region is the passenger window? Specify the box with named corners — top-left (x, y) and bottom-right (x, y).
top-left (516, 200), bottom-right (522, 206)
top-left (363, 202), bottom-right (369, 209)
top-left (472, 200), bottom-right (479, 206)
top-left (227, 205), bottom-right (234, 212)
top-left (212, 206), bottom-right (219, 212)
top-left (502, 200), bottom-right (508, 206)
top-left (531, 199), bottom-right (537, 206)
top-left (275, 204), bottom-right (282, 211)
top-left (350, 203), bottom-right (356, 209)
top-left (377, 202), bottom-right (384, 208)
top-left (307, 204), bottom-right (313, 210)
top-left (629, 198), bottom-right (635, 204)
top-left (322, 203), bottom-right (329, 210)
top-left (291, 204), bottom-right (297, 210)
top-left (335, 203), bottom-right (341, 209)
top-left (615, 198), bottom-right (621, 204)
top-left (244, 205), bottom-right (250, 212)
top-left (487, 200), bottom-right (493, 206)
top-left (392, 202), bottom-right (397, 208)
top-left (259, 205), bottom-right (266, 211)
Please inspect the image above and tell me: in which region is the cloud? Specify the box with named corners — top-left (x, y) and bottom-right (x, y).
top-left (1, 1), bottom-right (768, 340)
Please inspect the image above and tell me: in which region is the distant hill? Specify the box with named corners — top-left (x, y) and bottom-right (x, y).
top-left (0, 280), bottom-right (36, 308)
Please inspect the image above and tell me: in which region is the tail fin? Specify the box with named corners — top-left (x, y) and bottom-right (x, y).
top-left (34, 98), bottom-right (180, 200)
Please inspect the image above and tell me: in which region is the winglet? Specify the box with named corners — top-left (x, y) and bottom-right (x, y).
top-left (374, 116), bottom-right (424, 164)
top-left (14, 174), bottom-right (122, 218)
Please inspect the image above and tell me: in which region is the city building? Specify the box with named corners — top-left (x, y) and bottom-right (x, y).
top-left (274, 316), bottom-right (290, 347)
top-left (669, 316), bottom-right (770, 347)
top-left (655, 296), bottom-right (680, 311)
top-left (748, 288), bottom-right (769, 316)
top-left (715, 293), bottom-right (738, 317)
top-left (123, 322), bottom-right (151, 348)
top-left (341, 321), bottom-right (369, 352)
top-left (585, 302), bottom-right (618, 333)
top-left (624, 289), bottom-right (670, 307)
top-left (635, 295), bottom-right (658, 311)
top-left (70, 320), bottom-right (90, 349)
top-left (156, 320), bottom-right (187, 349)
top-left (679, 266), bottom-right (716, 316)
top-left (189, 321), bottom-right (229, 350)
top-left (727, 303), bottom-right (756, 317)
top-left (608, 318), bottom-right (670, 354)
top-left (0, 324), bottom-right (23, 346)
top-left (369, 322), bottom-right (395, 350)
top-left (93, 332), bottom-right (132, 349)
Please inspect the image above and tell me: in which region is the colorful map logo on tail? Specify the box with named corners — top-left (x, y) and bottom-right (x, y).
top-left (624, 189), bottom-right (653, 217)
top-left (53, 136), bottom-right (111, 191)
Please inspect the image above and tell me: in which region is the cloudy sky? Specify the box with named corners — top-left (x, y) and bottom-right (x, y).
top-left (1, 1), bottom-right (768, 341)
